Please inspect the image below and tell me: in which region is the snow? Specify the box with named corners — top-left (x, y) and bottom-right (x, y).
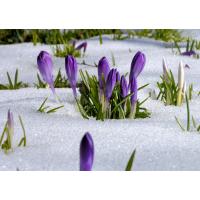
top-left (1, 31), bottom-right (200, 170)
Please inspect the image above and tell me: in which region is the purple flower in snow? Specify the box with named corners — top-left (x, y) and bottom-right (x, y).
top-left (98, 57), bottom-right (110, 91)
top-left (65, 55), bottom-right (78, 98)
top-left (37, 51), bottom-right (55, 94)
top-left (181, 50), bottom-right (196, 56)
top-left (105, 69), bottom-right (117, 101)
top-left (76, 42), bottom-right (87, 53)
top-left (130, 77), bottom-right (138, 107)
top-left (129, 51), bottom-right (146, 82)
top-left (116, 71), bottom-right (120, 82)
top-left (80, 132), bottom-right (94, 171)
top-left (120, 75), bottom-right (128, 98)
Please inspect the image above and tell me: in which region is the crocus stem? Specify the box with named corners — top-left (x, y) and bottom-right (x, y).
top-left (72, 87), bottom-right (77, 98)
top-left (129, 103), bottom-right (136, 119)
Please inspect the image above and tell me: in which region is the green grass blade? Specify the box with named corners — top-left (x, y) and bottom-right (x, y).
top-left (175, 116), bottom-right (185, 131)
top-left (37, 97), bottom-right (48, 112)
top-left (138, 83), bottom-right (149, 91)
top-left (125, 149), bottom-right (136, 171)
top-left (7, 72), bottom-right (13, 89)
top-left (186, 94), bottom-right (190, 131)
top-left (0, 122), bottom-right (7, 146)
top-left (14, 69), bottom-right (18, 88)
top-left (46, 105), bottom-right (64, 113)
top-left (18, 115), bottom-right (26, 147)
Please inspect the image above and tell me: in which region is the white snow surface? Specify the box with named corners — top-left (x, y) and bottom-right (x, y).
top-left (1, 33), bottom-right (200, 170)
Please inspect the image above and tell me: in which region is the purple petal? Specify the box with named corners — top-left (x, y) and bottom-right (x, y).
top-left (129, 51), bottom-right (146, 82)
top-left (130, 77), bottom-right (137, 106)
top-left (65, 55), bottom-right (78, 97)
top-left (76, 42), bottom-right (87, 53)
top-left (98, 57), bottom-right (110, 90)
top-left (116, 71), bottom-right (120, 82)
top-left (37, 51), bottom-right (55, 93)
top-left (120, 75), bottom-right (128, 98)
top-left (105, 69), bottom-right (117, 101)
top-left (80, 132), bottom-right (94, 171)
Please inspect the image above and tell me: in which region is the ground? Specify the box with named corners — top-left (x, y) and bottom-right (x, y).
top-left (0, 32), bottom-right (200, 170)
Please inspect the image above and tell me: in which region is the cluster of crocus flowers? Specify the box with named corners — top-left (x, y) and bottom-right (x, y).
top-left (64, 51), bottom-right (147, 120)
top-left (160, 58), bottom-right (186, 106)
top-left (37, 51), bottom-right (56, 96)
top-left (96, 51), bottom-right (146, 118)
top-left (80, 132), bottom-right (94, 171)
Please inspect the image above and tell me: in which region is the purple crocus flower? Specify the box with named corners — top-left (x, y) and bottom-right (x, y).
top-left (76, 42), bottom-right (87, 53)
top-left (116, 71), bottom-right (120, 82)
top-left (98, 57), bottom-right (110, 91)
top-left (120, 75), bottom-right (128, 98)
top-left (129, 51), bottom-right (146, 82)
top-left (65, 55), bottom-right (78, 97)
top-left (130, 77), bottom-right (138, 109)
top-left (37, 51), bottom-right (55, 94)
top-left (105, 69), bottom-right (117, 101)
top-left (80, 132), bottom-right (94, 171)
top-left (181, 50), bottom-right (196, 56)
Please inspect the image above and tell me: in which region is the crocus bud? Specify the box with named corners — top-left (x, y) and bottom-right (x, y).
top-left (7, 109), bottom-right (14, 147)
top-left (129, 51), bottom-right (146, 82)
top-left (116, 71), bottom-right (120, 82)
top-left (98, 57), bottom-right (110, 91)
top-left (37, 51), bottom-right (55, 94)
top-left (130, 77), bottom-right (137, 118)
top-left (162, 57), bottom-right (169, 81)
top-left (120, 75), bottom-right (128, 98)
top-left (105, 69), bottom-right (117, 101)
top-left (80, 132), bottom-right (94, 171)
top-left (65, 55), bottom-right (78, 98)
top-left (177, 61), bottom-right (185, 106)
top-left (76, 42), bottom-right (87, 53)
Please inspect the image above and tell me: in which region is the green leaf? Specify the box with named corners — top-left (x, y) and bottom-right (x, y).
top-left (75, 98), bottom-right (89, 119)
top-left (186, 94), bottom-right (190, 131)
top-left (7, 72), bottom-right (13, 89)
top-left (14, 69), bottom-right (18, 88)
top-left (37, 97), bottom-right (48, 112)
top-left (138, 83), bottom-right (149, 91)
top-left (46, 105), bottom-right (64, 113)
top-left (175, 116), bottom-right (185, 131)
top-left (0, 122), bottom-right (7, 146)
top-left (18, 115), bottom-right (26, 147)
top-left (125, 149), bottom-right (136, 171)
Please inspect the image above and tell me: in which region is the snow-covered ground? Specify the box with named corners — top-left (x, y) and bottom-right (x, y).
top-left (1, 32), bottom-right (200, 170)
